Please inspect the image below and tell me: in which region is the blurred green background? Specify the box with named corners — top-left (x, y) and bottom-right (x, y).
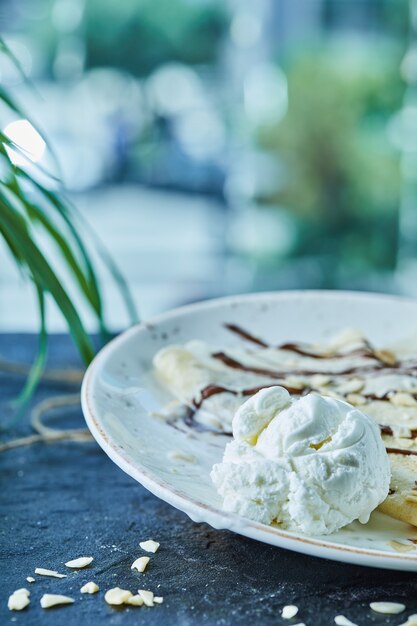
top-left (1, 0), bottom-right (415, 329)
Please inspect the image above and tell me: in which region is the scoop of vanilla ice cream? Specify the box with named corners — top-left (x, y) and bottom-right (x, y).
top-left (210, 387), bottom-right (390, 535)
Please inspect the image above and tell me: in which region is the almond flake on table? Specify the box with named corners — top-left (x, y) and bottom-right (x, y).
top-left (139, 540), bottom-right (160, 553)
top-left (335, 615), bottom-right (358, 626)
top-left (154, 596), bottom-right (164, 604)
top-left (127, 595), bottom-right (145, 606)
top-left (8, 589), bottom-right (30, 611)
top-left (40, 594), bottom-right (74, 608)
top-left (80, 582), bottom-right (99, 594)
top-left (65, 556), bottom-right (93, 568)
top-left (282, 605), bottom-right (298, 619)
top-left (35, 567), bottom-right (66, 578)
top-left (26, 577), bottom-right (35, 583)
top-left (138, 589), bottom-right (154, 607)
top-left (370, 602), bottom-right (406, 614)
top-left (104, 587), bottom-right (133, 606)
top-left (131, 556), bottom-right (150, 573)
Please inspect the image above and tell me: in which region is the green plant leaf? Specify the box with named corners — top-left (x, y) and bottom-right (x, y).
top-left (15, 171), bottom-right (113, 338)
top-left (0, 36), bottom-right (139, 426)
top-left (0, 287), bottom-right (48, 431)
top-left (9, 176), bottom-right (105, 324)
top-left (0, 191), bottom-right (95, 364)
top-left (12, 286), bottom-right (48, 409)
top-left (0, 85), bottom-right (23, 117)
top-left (18, 170), bottom-right (139, 326)
top-left (0, 39), bottom-right (34, 87)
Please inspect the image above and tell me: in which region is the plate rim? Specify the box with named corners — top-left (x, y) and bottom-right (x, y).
top-left (81, 289), bottom-right (417, 571)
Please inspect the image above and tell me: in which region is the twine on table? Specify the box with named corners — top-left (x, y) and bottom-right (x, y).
top-left (0, 360), bottom-right (92, 453)
top-left (0, 358), bottom-right (84, 384)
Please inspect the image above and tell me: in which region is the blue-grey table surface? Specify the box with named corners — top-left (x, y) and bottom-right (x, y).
top-left (1, 333), bottom-right (417, 626)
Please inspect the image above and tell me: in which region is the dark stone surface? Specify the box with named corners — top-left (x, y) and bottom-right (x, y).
top-left (1, 333), bottom-right (417, 626)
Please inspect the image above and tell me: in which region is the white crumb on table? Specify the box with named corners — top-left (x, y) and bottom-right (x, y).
top-left (139, 540), bottom-right (160, 553)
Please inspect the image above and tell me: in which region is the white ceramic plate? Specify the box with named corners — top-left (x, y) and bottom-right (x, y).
top-left (82, 290), bottom-right (417, 571)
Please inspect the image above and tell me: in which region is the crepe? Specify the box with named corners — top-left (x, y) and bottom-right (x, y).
top-left (153, 324), bottom-right (417, 527)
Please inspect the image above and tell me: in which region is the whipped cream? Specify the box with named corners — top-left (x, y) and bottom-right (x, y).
top-left (211, 387), bottom-right (390, 534)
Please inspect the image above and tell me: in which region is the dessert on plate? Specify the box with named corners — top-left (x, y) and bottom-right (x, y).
top-left (153, 324), bottom-right (417, 533)
top-left (211, 387), bottom-right (390, 535)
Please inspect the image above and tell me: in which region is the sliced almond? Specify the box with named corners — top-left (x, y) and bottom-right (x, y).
top-left (40, 594), bottom-right (74, 609)
top-left (104, 587), bottom-right (133, 606)
top-left (80, 582), bottom-right (99, 594)
top-left (8, 589), bottom-right (30, 611)
top-left (370, 601), bottom-right (406, 614)
top-left (154, 596), bottom-right (164, 604)
top-left (335, 616), bottom-right (358, 626)
top-left (139, 540), bottom-right (160, 553)
top-left (390, 392), bottom-right (417, 408)
top-left (138, 589), bottom-right (154, 607)
top-left (374, 349), bottom-right (397, 366)
top-left (282, 605), bottom-right (298, 619)
top-left (65, 556), bottom-right (93, 569)
top-left (26, 577), bottom-right (35, 583)
top-left (131, 556), bottom-right (150, 573)
top-left (127, 595), bottom-right (144, 606)
top-left (14, 588), bottom-right (30, 596)
top-left (346, 394), bottom-right (367, 406)
top-left (35, 567), bottom-right (66, 578)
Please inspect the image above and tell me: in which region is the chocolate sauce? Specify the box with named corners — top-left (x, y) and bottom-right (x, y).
top-left (169, 323), bottom-right (417, 436)
top-left (212, 352), bottom-right (281, 378)
top-left (193, 382), bottom-right (308, 409)
top-left (277, 336), bottom-right (397, 367)
top-left (277, 342), bottom-right (374, 361)
top-left (166, 407), bottom-right (200, 435)
top-left (380, 425), bottom-right (417, 438)
top-left (226, 323), bottom-right (402, 370)
top-left (380, 425), bottom-right (393, 436)
top-left (182, 406), bottom-right (227, 434)
top-left (242, 383), bottom-right (307, 396)
top-left (183, 408), bottom-right (203, 431)
top-left (364, 393), bottom-right (390, 402)
top-left (224, 322), bottom-right (381, 362)
top-left (224, 323), bottom-right (269, 348)
top-left (193, 385), bottom-right (234, 409)
top-left (386, 447), bottom-right (417, 456)
top-left (211, 350), bottom-right (387, 378)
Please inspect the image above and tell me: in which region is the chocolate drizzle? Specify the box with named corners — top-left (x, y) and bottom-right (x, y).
top-left (380, 425), bottom-right (393, 436)
top-left (212, 352), bottom-right (281, 378)
top-left (224, 323), bottom-right (269, 348)
top-left (193, 382), bottom-right (308, 409)
top-left (193, 385), bottom-right (234, 409)
top-left (386, 447), bottom-right (417, 457)
top-left (211, 350), bottom-right (388, 378)
top-left (380, 425), bottom-right (417, 438)
top-left (277, 342), bottom-right (375, 361)
top-left (166, 323), bottom-right (417, 440)
top-left (224, 323), bottom-right (381, 362)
